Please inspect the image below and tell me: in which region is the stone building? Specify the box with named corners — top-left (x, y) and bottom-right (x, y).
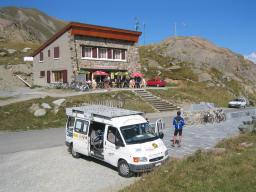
top-left (32, 22), bottom-right (141, 86)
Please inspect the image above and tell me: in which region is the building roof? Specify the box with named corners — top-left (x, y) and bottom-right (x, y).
top-left (32, 22), bottom-right (142, 57)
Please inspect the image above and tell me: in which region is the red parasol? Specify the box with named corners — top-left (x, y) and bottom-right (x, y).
top-left (93, 71), bottom-right (109, 76)
top-left (131, 72), bottom-right (143, 77)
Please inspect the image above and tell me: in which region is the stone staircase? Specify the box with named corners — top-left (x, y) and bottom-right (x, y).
top-left (134, 89), bottom-right (179, 112)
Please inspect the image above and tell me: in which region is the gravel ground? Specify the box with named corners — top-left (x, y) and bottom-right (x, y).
top-left (0, 146), bottom-right (136, 192)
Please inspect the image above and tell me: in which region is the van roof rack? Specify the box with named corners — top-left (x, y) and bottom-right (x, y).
top-left (66, 105), bottom-right (143, 119)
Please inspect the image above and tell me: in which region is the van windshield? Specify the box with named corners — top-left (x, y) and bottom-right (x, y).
top-left (120, 123), bottom-right (158, 144)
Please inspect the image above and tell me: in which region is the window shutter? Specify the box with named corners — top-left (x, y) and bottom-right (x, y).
top-left (39, 52), bottom-right (43, 61)
top-left (40, 71), bottom-right (45, 77)
top-left (54, 47), bottom-right (60, 58)
top-left (92, 47), bottom-right (97, 58)
top-left (47, 71), bottom-right (51, 83)
top-left (63, 70), bottom-right (68, 83)
top-left (107, 48), bottom-right (112, 59)
top-left (121, 50), bottom-right (126, 60)
top-left (82, 46), bottom-right (85, 57)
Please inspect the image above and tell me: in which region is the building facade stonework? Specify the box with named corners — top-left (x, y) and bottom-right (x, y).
top-left (32, 22), bottom-right (141, 86)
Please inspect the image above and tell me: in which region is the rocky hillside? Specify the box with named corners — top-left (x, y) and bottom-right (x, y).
top-left (140, 36), bottom-right (256, 96)
top-left (0, 6), bottom-right (66, 64)
top-left (0, 6), bottom-right (66, 43)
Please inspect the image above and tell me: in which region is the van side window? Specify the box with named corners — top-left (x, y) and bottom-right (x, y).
top-left (67, 116), bottom-right (75, 128)
top-left (107, 127), bottom-right (123, 145)
top-left (74, 119), bottom-right (89, 134)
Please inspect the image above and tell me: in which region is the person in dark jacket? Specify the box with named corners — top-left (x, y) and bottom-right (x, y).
top-left (172, 111), bottom-right (185, 147)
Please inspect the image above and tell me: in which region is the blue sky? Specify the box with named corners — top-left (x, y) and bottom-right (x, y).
top-left (1, 0), bottom-right (255, 55)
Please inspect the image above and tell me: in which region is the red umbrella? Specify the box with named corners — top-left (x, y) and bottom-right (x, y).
top-left (93, 71), bottom-right (109, 76)
top-left (131, 72), bottom-right (143, 77)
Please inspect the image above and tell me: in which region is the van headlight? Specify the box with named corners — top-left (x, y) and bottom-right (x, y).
top-left (165, 150), bottom-right (168, 156)
top-left (133, 157), bottom-right (148, 163)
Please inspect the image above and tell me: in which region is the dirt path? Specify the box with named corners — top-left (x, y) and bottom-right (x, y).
top-left (0, 87), bottom-right (168, 106)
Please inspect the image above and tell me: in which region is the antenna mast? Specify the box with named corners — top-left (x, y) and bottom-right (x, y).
top-left (174, 22), bottom-right (177, 37)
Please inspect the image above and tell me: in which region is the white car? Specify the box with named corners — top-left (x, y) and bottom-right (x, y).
top-left (228, 98), bottom-right (247, 108)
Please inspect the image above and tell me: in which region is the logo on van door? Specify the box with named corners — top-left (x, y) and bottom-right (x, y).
top-left (152, 143), bottom-right (158, 149)
top-left (73, 133), bottom-right (78, 139)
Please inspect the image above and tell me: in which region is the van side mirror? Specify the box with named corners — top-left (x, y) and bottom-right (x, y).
top-left (159, 132), bottom-right (164, 139)
top-left (115, 139), bottom-right (124, 147)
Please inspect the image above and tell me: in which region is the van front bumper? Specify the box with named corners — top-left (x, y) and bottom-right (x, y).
top-left (129, 157), bottom-right (169, 173)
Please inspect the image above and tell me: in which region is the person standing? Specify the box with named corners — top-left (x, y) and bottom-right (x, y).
top-left (172, 111), bottom-right (185, 147)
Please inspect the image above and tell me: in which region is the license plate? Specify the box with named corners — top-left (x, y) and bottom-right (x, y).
top-left (155, 162), bottom-right (161, 167)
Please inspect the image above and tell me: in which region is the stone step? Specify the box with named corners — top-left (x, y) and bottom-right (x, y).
top-left (133, 89), bottom-right (178, 111)
top-left (138, 94), bottom-right (156, 97)
top-left (153, 105), bottom-right (176, 109)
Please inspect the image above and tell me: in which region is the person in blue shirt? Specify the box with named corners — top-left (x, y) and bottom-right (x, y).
top-left (172, 111), bottom-right (185, 147)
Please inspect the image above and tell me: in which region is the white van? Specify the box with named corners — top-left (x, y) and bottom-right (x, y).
top-left (65, 105), bottom-right (168, 177)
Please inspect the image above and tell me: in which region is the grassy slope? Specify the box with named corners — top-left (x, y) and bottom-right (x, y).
top-left (0, 91), bottom-right (154, 131)
top-left (121, 133), bottom-right (256, 192)
top-left (139, 46), bottom-right (198, 81)
top-left (0, 42), bottom-right (40, 65)
top-left (150, 82), bottom-right (234, 107)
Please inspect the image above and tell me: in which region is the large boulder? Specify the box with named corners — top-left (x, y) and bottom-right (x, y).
top-left (5, 48), bottom-right (16, 54)
top-left (0, 52), bottom-right (7, 56)
top-left (240, 142), bottom-right (253, 148)
top-left (29, 103), bottom-right (40, 113)
top-left (41, 103), bottom-right (52, 109)
top-left (52, 98), bottom-right (66, 106)
top-left (21, 47), bottom-right (31, 53)
top-left (34, 109), bottom-right (47, 117)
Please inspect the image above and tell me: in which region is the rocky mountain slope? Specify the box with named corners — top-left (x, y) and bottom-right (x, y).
top-left (0, 6), bottom-right (66, 43)
top-left (140, 36), bottom-right (256, 96)
top-left (0, 6), bottom-right (66, 64)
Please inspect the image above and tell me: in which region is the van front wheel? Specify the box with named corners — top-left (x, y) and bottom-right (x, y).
top-left (71, 144), bottom-right (80, 158)
top-left (118, 160), bottom-right (133, 177)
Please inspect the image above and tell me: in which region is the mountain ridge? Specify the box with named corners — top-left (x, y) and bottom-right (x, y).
top-left (0, 6), bottom-right (67, 64)
top-left (139, 36), bottom-right (256, 96)
top-left (0, 6), bottom-right (67, 43)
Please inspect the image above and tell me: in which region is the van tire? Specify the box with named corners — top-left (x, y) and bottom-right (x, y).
top-left (71, 144), bottom-right (80, 158)
top-left (118, 160), bottom-right (133, 177)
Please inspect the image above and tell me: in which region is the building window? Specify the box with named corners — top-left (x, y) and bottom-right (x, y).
top-left (52, 71), bottom-right (63, 82)
top-left (54, 47), bottom-right (60, 59)
top-left (39, 52), bottom-right (43, 62)
top-left (82, 46), bottom-right (92, 58)
top-left (48, 50), bottom-right (51, 57)
top-left (52, 70), bottom-right (67, 83)
top-left (99, 48), bottom-right (107, 59)
top-left (40, 71), bottom-right (45, 77)
top-left (113, 49), bottom-right (121, 60)
top-left (81, 46), bottom-right (126, 61)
